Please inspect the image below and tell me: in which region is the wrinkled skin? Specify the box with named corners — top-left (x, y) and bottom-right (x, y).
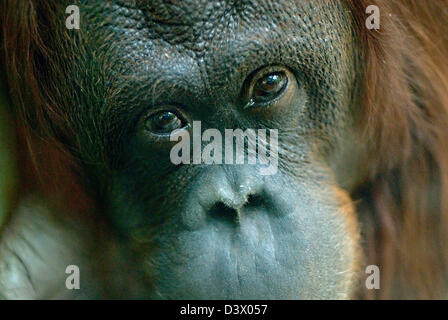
top-left (0, 0), bottom-right (361, 299)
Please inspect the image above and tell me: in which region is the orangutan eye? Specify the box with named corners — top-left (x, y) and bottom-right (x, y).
top-left (254, 72), bottom-right (287, 99)
top-left (243, 68), bottom-right (291, 109)
top-left (145, 110), bottom-right (187, 135)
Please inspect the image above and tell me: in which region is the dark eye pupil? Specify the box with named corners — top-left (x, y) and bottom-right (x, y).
top-left (146, 111), bottom-right (183, 134)
top-left (253, 72), bottom-right (287, 102)
top-left (158, 112), bottom-right (175, 126)
top-left (259, 73), bottom-right (283, 92)
top-left (263, 74), bottom-right (281, 90)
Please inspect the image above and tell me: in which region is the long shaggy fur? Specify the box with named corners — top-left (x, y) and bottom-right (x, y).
top-left (1, 0), bottom-right (448, 299)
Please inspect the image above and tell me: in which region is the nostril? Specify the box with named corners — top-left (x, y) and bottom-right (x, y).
top-left (208, 201), bottom-right (239, 226)
top-left (207, 194), bottom-right (265, 226)
top-left (246, 194), bottom-right (264, 208)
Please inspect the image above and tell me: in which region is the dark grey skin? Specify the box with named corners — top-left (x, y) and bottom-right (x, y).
top-left (0, 0), bottom-right (361, 299)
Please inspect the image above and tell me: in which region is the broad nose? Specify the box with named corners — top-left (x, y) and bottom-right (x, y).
top-left (183, 166), bottom-right (265, 229)
top-left (205, 167), bottom-right (265, 226)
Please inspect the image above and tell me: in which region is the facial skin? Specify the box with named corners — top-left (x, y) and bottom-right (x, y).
top-left (1, 0), bottom-right (361, 299)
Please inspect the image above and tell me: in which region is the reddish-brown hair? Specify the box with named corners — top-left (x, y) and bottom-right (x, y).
top-left (0, 1), bottom-right (92, 219)
top-left (1, 0), bottom-right (448, 298)
top-left (349, 0), bottom-right (448, 298)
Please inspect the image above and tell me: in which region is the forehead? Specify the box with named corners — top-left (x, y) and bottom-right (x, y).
top-left (119, 0), bottom-right (346, 29)
top-left (78, 0), bottom-right (355, 103)
top-left (85, 0), bottom-right (352, 50)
